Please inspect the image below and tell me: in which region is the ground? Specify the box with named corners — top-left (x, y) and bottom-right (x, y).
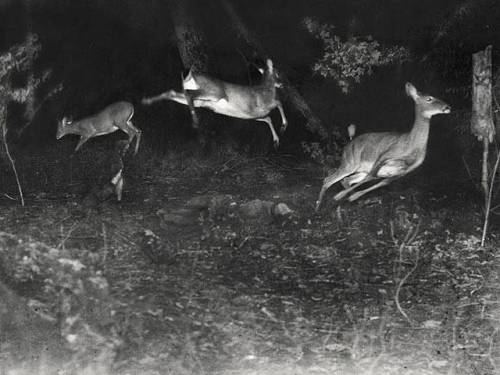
top-left (0, 142), bottom-right (499, 375)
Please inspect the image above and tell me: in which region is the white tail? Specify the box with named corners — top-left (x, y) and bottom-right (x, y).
top-left (347, 123), bottom-right (356, 140)
top-left (315, 82), bottom-right (451, 211)
top-left (57, 101), bottom-right (141, 154)
top-left (142, 59), bottom-right (287, 147)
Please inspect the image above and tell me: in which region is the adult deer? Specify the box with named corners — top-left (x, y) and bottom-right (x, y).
top-left (315, 82), bottom-right (451, 211)
top-left (142, 59), bottom-right (287, 147)
top-left (57, 101), bottom-right (141, 154)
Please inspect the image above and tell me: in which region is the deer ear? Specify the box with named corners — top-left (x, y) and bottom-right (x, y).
top-left (405, 82), bottom-right (418, 98)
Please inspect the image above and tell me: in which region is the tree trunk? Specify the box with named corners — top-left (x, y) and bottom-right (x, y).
top-left (170, 0), bottom-right (208, 72)
top-left (170, 0), bottom-right (210, 149)
top-left (471, 45), bottom-right (496, 246)
top-left (219, 0), bottom-right (328, 139)
top-left (471, 46), bottom-right (495, 201)
top-left (471, 45), bottom-right (495, 143)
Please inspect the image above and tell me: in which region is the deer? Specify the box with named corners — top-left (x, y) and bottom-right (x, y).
top-left (57, 101), bottom-right (141, 155)
top-left (315, 82), bottom-right (451, 212)
top-left (141, 59), bottom-right (287, 147)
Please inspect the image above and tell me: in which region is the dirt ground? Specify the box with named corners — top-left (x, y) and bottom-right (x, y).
top-left (0, 146), bottom-right (499, 375)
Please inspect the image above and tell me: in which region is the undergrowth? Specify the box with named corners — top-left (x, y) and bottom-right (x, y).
top-left (0, 142), bottom-right (498, 374)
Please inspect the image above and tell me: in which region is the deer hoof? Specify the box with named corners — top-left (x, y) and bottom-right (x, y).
top-left (280, 123), bottom-right (288, 133)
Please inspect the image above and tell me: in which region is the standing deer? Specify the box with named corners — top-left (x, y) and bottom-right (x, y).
top-left (315, 82), bottom-right (451, 211)
top-left (57, 101), bottom-right (141, 154)
top-left (142, 59), bottom-right (287, 147)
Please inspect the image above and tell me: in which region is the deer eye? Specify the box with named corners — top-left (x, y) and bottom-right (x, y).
top-left (426, 97), bottom-right (433, 102)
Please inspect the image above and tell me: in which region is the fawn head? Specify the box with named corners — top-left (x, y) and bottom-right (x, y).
top-left (57, 117), bottom-right (72, 139)
top-left (405, 82), bottom-right (451, 118)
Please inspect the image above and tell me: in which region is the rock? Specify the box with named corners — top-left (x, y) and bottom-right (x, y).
top-left (239, 200), bottom-right (294, 219)
top-left (239, 199), bottom-right (274, 217)
top-left (186, 194), bottom-right (235, 221)
top-left (272, 203), bottom-right (294, 216)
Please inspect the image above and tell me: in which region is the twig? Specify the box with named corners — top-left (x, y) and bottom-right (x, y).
top-left (461, 155), bottom-right (478, 189)
top-left (102, 222), bottom-right (108, 262)
top-left (481, 146), bottom-right (500, 246)
top-left (395, 247), bottom-right (419, 326)
top-left (57, 222), bottom-right (79, 250)
top-left (394, 220), bottom-right (421, 326)
top-left (2, 122), bottom-right (24, 206)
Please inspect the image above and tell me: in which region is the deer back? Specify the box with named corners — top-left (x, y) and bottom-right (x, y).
top-left (184, 59), bottom-right (280, 118)
top-left (92, 101), bottom-right (134, 130)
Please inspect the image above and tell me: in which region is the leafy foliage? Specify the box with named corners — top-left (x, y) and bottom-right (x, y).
top-left (0, 33), bottom-right (62, 125)
top-left (304, 17), bottom-right (410, 93)
top-left (0, 232), bottom-right (121, 372)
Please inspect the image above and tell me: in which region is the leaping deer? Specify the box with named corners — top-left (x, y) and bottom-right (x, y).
top-left (142, 59), bottom-right (287, 147)
top-left (315, 82), bottom-right (451, 211)
top-left (57, 101), bottom-right (141, 155)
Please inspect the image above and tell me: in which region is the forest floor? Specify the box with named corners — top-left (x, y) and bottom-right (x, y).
top-left (0, 143), bottom-right (499, 375)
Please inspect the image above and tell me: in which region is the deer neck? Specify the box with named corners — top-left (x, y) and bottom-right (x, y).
top-left (259, 71), bottom-right (275, 89)
top-left (407, 107), bottom-right (431, 151)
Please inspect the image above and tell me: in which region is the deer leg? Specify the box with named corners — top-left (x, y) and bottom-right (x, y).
top-left (256, 117), bottom-right (280, 148)
top-left (334, 175), bottom-right (377, 201)
top-left (163, 90), bottom-right (190, 105)
top-left (340, 172), bottom-right (368, 189)
top-left (347, 178), bottom-right (394, 202)
top-left (341, 179), bottom-right (351, 189)
top-left (276, 100), bottom-right (288, 133)
top-left (184, 89), bottom-right (199, 129)
top-left (74, 136), bottom-right (90, 152)
top-left (126, 120), bottom-right (141, 155)
top-left (111, 168), bottom-right (124, 201)
top-left (155, 89), bottom-right (200, 129)
top-left (315, 168), bottom-right (354, 212)
top-left (141, 91), bottom-right (173, 105)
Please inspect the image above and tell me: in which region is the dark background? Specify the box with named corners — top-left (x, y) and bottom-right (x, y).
top-left (1, 0), bottom-right (499, 170)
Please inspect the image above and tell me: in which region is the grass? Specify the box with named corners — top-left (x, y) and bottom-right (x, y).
top-left (0, 140), bottom-right (499, 375)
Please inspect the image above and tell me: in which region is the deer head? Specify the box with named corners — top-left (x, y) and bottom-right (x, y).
top-left (57, 117), bottom-right (72, 139)
top-left (405, 82), bottom-right (451, 118)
